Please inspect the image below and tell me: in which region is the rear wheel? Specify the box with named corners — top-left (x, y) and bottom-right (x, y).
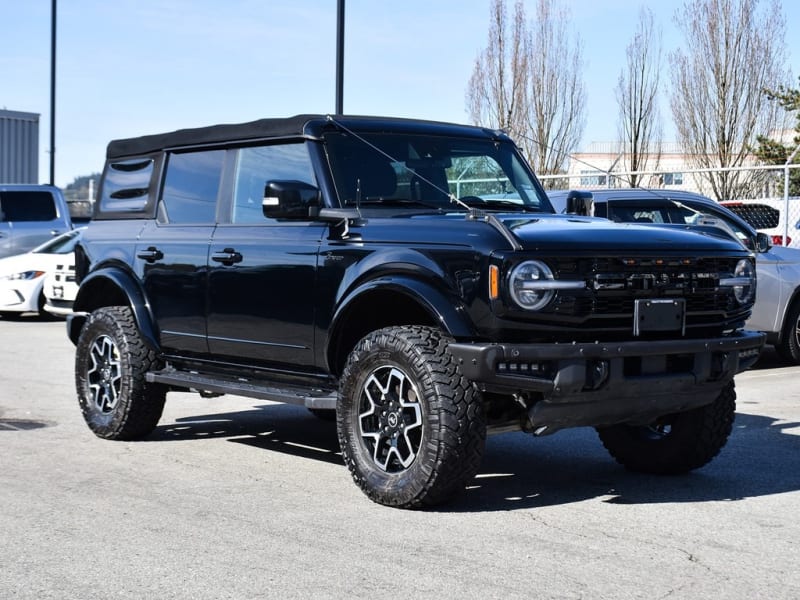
top-left (596, 382), bottom-right (736, 474)
top-left (337, 326), bottom-right (485, 508)
top-left (75, 306), bottom-right (166, 440)
top-left (776, 300), bottom-right (800, 364)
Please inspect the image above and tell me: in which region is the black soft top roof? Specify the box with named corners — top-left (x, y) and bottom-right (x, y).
top-left (105, 114), bottom-right (506, 159)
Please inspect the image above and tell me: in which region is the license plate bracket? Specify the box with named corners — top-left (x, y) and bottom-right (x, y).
top-left (633, 298), bottom-right (686, 336)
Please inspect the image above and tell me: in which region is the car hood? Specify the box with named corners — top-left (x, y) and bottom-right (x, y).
top-left (0, 252), bottom-right (63, 277)
top-left (500, 214), bottom-right (748, 253)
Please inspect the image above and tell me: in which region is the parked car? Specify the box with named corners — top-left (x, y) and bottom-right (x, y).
top-left (0, 185), bottom-right (73, 258)
top-left (720, 198), bottom-right (800, 248)
top-left (0, 228), bottom-right (83, 317)
top-left (67, 115), bottom-right (763, 508)
top-left (548, 188), bottom-right (800, 363)
top-left (42, 241), bottom-right (81, 317)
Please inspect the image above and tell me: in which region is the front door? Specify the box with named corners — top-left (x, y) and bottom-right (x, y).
top-left (206, 143), bottom-right (324, 372)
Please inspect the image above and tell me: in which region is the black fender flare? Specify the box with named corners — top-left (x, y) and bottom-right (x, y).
top-left (326, 274), bottom-right (476, 371)
top-left (67, 267), bottom-right (159, 349)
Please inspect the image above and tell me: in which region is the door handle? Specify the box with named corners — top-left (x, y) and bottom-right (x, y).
top-left (137, 247), bottom-right (164, 262)
top-left (211, 248), bottom-right (243, 265)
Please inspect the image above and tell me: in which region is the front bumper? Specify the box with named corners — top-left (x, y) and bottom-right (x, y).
top-left (448, 330), bottom-right (766, 433)
top-left (0, 281), bottom-right (42, 312)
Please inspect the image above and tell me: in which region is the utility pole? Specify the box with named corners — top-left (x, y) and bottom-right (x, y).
top-left (335, 0), bottom-right (345, 115)
top-left (49, 0), bottom-right (56, 185)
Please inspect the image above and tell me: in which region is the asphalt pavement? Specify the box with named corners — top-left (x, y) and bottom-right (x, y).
top-left (1, 316), bottom-right (799, 599)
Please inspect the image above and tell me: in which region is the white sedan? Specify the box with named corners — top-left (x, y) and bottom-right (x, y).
top-left (0, 229), bottom-right (82, 317)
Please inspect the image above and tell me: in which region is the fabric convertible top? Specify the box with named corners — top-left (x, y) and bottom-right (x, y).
top-left (105, 114), bottom-right (320, 159)
top-left (105, 114), bottom-right (503, 159)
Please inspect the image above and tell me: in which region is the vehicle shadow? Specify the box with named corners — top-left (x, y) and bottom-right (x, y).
top-left (150, 403), bottom-right (344, 466)
top-left (148, 401), bottom-right (800, 512)
top-left (449, 411), bottom-right (800, 512)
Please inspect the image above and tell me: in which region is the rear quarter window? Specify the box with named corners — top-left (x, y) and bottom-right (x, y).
top-left (98, 157), bottom-right (158, 217)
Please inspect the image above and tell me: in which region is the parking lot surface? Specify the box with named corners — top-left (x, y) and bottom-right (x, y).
top-left (1, 316), bottom-right (799, 599)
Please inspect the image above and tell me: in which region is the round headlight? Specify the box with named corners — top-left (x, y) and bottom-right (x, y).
top-left (733, 258), bottom-right (755, 305)
top-left (509, 260), bottom-right (556, 311)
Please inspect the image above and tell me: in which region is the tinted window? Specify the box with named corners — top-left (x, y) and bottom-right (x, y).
top-left (0, 191), bottom-right (57, 221)
top-left (100, 158), bottom-right (155, 213)
top-left (161, 150), bottom-right (224, 224)
top-left (232, 144), bottom-right (316, 224)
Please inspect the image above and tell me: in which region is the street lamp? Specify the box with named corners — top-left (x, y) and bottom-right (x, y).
top-left (49, 0), bottom-right (56, 186)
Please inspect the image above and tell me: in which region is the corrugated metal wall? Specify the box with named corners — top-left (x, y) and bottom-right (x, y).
top-left (0, 109), bottom-right (39, 184)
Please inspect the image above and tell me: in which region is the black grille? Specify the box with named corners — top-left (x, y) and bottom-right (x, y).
top-left (546, 255), bottom-right (746, 329)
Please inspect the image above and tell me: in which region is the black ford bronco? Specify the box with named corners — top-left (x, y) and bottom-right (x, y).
top-left (68, 114), bottom-right (765, 508)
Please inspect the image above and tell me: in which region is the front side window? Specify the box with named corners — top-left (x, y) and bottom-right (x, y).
top-left (232, 144), bottom-right (316, 224)
top-left (161, 150), bottom-right (224, 224)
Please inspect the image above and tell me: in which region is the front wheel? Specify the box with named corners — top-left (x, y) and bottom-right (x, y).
top-left (75, 306), bottom-right (166, 440)
top-left (596, 382), bottom-right (736, 474)
top-left (337, 326), bottom-right (486, 508)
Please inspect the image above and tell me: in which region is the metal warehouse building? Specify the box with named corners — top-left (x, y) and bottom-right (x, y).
top-left (0, 109), bottom-right (39, 184)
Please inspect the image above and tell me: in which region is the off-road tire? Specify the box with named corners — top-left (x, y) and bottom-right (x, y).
top-left (777, 300), bottom-right (800, 364)
top-left (337, 326), bottom-right (485, 508)
top-left (596, 381), bottom-right (736, 474)
top-left (75, 306), bottom-right (166, 440)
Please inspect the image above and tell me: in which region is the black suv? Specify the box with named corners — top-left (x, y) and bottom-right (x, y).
top-left (68, 115), bottom-right (765, 508)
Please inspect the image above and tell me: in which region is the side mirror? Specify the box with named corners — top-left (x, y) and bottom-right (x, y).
top-left (262, 180), bottom-right (321, 219)
top-left (564, 190), bottom-right (594, 216)
top-left (755, 231), bottom-right (772, 253)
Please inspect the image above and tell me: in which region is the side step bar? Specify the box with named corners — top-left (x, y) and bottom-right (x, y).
top-left (146, 369), bottom-right (338, 410)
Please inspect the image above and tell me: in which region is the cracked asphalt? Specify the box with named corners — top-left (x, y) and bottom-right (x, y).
top-left (1, 317), bottom-right (798, 599)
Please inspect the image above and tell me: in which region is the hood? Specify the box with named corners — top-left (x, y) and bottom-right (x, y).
top-left (0, 252), bottom-right (62, 277)
top-left (500, 214), bottom-right (749, 253)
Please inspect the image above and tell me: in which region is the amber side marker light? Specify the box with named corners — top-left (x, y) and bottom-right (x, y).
top-left (489, 265), bottom-right (499, 300)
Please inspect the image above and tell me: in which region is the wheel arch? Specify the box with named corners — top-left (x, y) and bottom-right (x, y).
top-left (325, 275), bottom-right (475, 376)
top-left (68, 267), bottom-right (157, 348)
top-left (778, 286), bottom-right (800, 344)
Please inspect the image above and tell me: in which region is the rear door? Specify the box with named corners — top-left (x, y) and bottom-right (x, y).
top-left (134, 149), bottom-right (224, 356)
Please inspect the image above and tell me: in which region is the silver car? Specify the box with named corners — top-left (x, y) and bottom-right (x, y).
top-left (548, 188), bottom-right (800, 364)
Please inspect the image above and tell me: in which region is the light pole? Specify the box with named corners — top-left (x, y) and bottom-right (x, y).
top-left (335, 0), bottom-right (344, 115)
top-left (49, 0), bottom-right (56, 186)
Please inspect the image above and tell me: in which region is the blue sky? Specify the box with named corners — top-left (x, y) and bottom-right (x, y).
top-left (2, 0), bottom-right (799, 187)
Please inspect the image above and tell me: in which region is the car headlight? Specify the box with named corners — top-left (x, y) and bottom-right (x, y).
top-left (0, 270), bottom-right (46, 281)
top-left (508, 260), bottom-right (557, 311)
top-left (720, 258), bottom-right (755, 305)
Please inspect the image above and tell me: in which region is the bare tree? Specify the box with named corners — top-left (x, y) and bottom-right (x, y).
top-left (466, 0), bottom-right (585, 179)
top-left (466, 0), bottom-right (528, 143)
top-left (615, 7), bottom-right (663, 188)
top-left (669, 0), bottom-right (789, 200)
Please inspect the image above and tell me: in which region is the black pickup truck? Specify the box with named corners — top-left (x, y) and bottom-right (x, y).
top-left (67, 115), bottom-right (764, 508)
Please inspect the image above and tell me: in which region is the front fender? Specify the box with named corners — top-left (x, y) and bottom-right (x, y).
top-left (337, 275), bottom-right (476, 338)
top-left (67, 267), bottom-right (158, 348)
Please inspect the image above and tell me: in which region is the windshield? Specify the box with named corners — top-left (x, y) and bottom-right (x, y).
top-left (323, 132), bottom-right (552, 213)
top-left (603, 199), bottom-right (755, 249)
top-left (32, 229), bottom-right (82, 254)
